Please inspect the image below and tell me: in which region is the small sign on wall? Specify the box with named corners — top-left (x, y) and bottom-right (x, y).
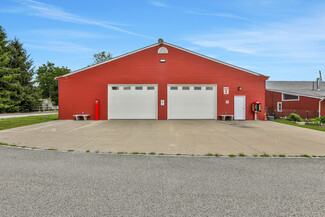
top-left (223, 87), bottom-right (229, 95)
top-left (225, 100), bottom-right (229, 104)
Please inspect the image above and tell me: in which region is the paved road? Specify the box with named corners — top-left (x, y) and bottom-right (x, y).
top-left (0, 112), bottom-right (57, 119)
top-left (0, 147), bottom-right (324, 216)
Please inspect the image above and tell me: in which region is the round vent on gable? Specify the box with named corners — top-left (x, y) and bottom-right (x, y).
top-left (158, 47), bottom-right (168, 54)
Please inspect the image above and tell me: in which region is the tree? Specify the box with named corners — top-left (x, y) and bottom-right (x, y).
top-left (92, 51), bottom-right (113, 65)
top-left (36, 62), bottom-right (70, 105)
top-left (0, 26), bottom-right (40, 113)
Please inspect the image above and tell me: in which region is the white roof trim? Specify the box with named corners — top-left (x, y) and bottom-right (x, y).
top-left (56, 42), bottom-right (268, 79)
top-left (267, 89), bottom-right (324, 99)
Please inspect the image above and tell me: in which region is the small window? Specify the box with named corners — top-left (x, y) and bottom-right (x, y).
top-left (170, 86), bottom-right (178, 90)
top-left (112, 86), bottom-right (119, 90)
top-left (123, 86), bottom-right (131, 90)
top-left (158, 47), bottom-right (168, 54)
top-left (282, 93), bottom-right (299, 101)
top-left (277, 102), bottom-right (282, 112)
top-left (135, 86), bottom-right (143, 90)
top-left (147, 86), bottom-right (155, 90)
top-left (182, 86), bottom-right (190, 90)
top-left (194, 86), bottom-right (201, 90)
top-left (206, 87), bottom-right (213, 90)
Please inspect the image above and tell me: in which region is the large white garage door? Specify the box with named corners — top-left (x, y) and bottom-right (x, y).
top-left (167, 84), bottom-right (217, 119)
top-left (108, 84), bottom-right (157, 119)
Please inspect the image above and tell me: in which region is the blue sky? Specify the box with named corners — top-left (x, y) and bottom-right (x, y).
top-left (1, 0), bottom-right (325, 80)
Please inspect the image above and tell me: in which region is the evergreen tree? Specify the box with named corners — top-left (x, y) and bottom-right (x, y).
top-left (36, 62), bottom-right (70, 105)
top-left (9, 38), bottom-right (40, 112)
top-left (0, 26), bottom-right (40, 113)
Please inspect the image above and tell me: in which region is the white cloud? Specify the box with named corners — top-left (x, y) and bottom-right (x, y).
top-left (186, 11), bottom-right (248, 20)
top-left (24, 41), bottom-right (94, 53)
top-left (187, 13), bottom-right (325, 60)
top-left (148, 1), bottom-right (168, 8)
top-left (26, 29), bottom-right (108, 39)
top-left (5, 0), bottom-right (153, 39)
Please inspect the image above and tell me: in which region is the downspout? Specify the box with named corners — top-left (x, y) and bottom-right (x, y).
top-left (319, 98), bottom-right (324, 118)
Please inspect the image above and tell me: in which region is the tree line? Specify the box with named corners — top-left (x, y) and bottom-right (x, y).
top-left (0, 25), bottom-right (112, 113)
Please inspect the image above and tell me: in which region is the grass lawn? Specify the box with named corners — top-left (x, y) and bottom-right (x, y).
top-left (0, 114), bottom-right (58, 130)
top-left (275, 119), bottom-right (325, 132)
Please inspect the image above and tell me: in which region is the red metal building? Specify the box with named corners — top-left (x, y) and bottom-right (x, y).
top-left (266, 81), bottom-right (325, 119)
top-left (56, 40), bottom-right (268, 120)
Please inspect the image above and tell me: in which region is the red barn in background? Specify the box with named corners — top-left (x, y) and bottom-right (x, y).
top-left (56, 40), bottom-right (268, 120)
top-left (266, 81), bottom-right (325, 119)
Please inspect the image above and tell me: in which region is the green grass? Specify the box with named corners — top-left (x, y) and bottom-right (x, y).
top-left (95, 150), bottom-right (99, 153)
top-left (176, 153), bottom-right (182, 155)
top-left (149, 152), bottom-right (156, 155)
top-left (275, 119), bottom-right (325, 132)
top-left (260, 153), bottom-right (270, 157)
top-left (0, 114), bottom-right (58, 130)
top-left (228, 154), bottom-right (237, 158)
top-left (67, 150), bottom-right (74, 152)
top-left (300, 154), bottom-right (311, 158)
top-left (131, 151), bottom-right (140, 154)
top-left (215, 153), bottom-right (221, 157)
top-left (253, 154), bottom-right (258, 157)
top-left (159, 153), bottom-right (164, 155)
top-left (279, 154), bottom-right (286, 157)
top-left (238, 153), bottom-right (246, 157)
top-left (205, 153), bottom-right (213, 156)
top-left (117, 151), bottom-right (127, 154)
top-left (86, 150), bottom-right (90, 153)
top-left (46, 148), bottom-right (57, 151)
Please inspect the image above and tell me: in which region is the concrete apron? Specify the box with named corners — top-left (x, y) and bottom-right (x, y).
top-left (0, 120), bottom-right (325, 155)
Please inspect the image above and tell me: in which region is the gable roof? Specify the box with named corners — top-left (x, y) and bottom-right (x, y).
top-left (56, 41), bottom-right (268, 79)
top-left (266, 81), bottom-right (325, 99)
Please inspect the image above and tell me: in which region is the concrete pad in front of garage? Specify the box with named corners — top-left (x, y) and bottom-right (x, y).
top-left (0, 120), bottom-right (324, 155)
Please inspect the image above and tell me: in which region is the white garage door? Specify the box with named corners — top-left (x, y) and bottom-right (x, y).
top-left (167, 84), bottom-right (217, 119)
top-left (108, 84), bottom-right (157, 119)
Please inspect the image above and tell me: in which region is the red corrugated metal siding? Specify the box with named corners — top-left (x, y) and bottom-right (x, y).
top-left (58, 44), bottom-right (268, 120)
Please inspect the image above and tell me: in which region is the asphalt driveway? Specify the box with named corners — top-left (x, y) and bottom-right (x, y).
top-left (1, 120), bottom-right (324, 155)
top-left (0, 146), bottom-right (324, 216)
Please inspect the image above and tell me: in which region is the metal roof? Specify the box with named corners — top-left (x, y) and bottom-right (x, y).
top-left (266, 81), bottom-right (325, 99)
top-left (56, 41), bottom-right (268, 79)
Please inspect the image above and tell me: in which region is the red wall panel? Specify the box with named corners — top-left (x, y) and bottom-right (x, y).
top-left (265, 90), bottom-right (322, 118)
top-left (58, 44), bottom-right (268, 120)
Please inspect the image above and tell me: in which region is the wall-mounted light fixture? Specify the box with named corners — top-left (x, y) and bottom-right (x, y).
top-left (160, 59), bottom-right (166, 63)
top-left (238, 86), bottom-right (242, 91)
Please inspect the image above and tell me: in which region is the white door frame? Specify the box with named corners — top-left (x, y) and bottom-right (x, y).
top-left (107, 84), bottom-right (158, 120)
top-left (234, 95), bottom-right (246, 120)
top-left (167, 84), bottom-right (218, 120)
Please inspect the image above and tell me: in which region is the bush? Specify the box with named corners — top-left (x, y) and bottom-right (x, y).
top-left (320, 116), bottom-right (325, 123)
top-left (287, 113), bottom-right (303, 122)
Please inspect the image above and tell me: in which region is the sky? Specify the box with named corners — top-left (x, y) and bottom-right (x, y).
top-left (1, 0), bottom-right (325, 80)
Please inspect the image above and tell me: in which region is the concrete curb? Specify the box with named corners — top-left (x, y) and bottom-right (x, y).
top-left (1, 144), bottom-right (324, 159)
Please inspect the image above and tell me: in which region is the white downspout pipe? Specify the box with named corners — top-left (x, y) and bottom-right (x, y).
top-left (319, 98), bottom-right (324, 118)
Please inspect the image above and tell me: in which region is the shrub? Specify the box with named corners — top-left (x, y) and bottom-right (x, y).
top-left (287, 113), bottom-right (303, 122)
top-left (320, 116), bottom-right (325, 123)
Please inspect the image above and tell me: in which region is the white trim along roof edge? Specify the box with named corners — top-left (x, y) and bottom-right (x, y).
top-left (56, 42), bottom-right (269, 79)
top-left (266, 89), bottom-right (324, 99)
